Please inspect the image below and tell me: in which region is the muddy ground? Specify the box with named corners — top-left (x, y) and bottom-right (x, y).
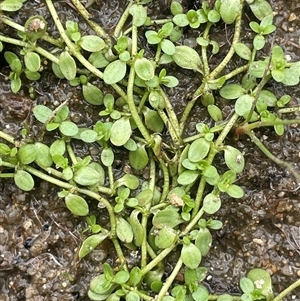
top-left (0, 0), bottom-right (300, 300)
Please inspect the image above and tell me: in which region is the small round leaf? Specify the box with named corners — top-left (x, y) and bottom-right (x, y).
top-left (14, 170), bottom-right (34, 191)
top-left (65, 193), bottom-right (89, 216)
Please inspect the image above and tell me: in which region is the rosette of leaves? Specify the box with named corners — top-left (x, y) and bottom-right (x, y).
top-left (103, 36), bottom-right (131, 84)
top-left (172, 1), bottom-right (209, 29)
top-left (145, 22), bottom-right (176, 56)
top-left (249, 14), bottom-right (276, 50)
top-left (65, 20), bottom-right (106, 52)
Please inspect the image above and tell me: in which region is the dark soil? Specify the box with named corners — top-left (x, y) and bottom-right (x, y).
top-left (0, 1), bottom-right (300, 300)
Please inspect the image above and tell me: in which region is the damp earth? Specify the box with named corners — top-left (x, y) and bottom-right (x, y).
top-left (0, 1), bottom-right (300, 301)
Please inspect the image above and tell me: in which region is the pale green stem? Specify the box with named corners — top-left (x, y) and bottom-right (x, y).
top-left (247, 131), bottom-right (300, 183)
top-left (243, 118), bottom-right (300, 132)
top-left (277, 107), bottom-right (300, 115)
top-left (192, 113), bottom-right (239, 217)
top-left (67, 143), bottom-right (77, 165)
top-left (0, 173), bottom-right (15, 178)
top-left (126, 23), bottom-right (152, 143)
top-left (179, 82), bottom-right (204, 135)
top-left (0, 130), bottom-right (15, 144)
top-left (141, 245), bottom-right (176, 276)
top-left (70, 0), bottom-right (111, 45)
top-left (157, 109), bottom-right (180, 145)
top-left (272, 278), bottom-right (300, 301)
top-left (113, 0), bottom-right (134, 38)
top-left (45, 0), bottom-right (128, 101)
top-left (208, 64), bottom-right (249, 84)
top-left (155, 258), bottom-right (183, 301)
top-left (158, 87), bottom-right (180, 138)
top-left (0, 35), bottom-right (59, 63)
top-left (1, 16), bottom-right (63, 47)
top-left (158, 157), bottom-right (170, 203)
top-left (141, 156), bottom-right (155, 269)
top-left (201, 22), bottom-right (213, 76)
top-left (207, 6), bottom-right (243, 80)
top-left (155, 43), bottom-right (162, 63)
top-left (107, 165), bottom-right (114, 192)
top-left (138, 91), bottom-right (150, 112)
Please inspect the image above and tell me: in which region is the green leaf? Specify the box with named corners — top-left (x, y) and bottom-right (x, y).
top-left (247, 268), bottom-right (274, 300)
top-left (155, 227), bottom-right (177, 249)
top-left (129, 4), bottom-right (147, 27)
top-left (234, 43), bottom-right (251, 60)
top-left (240, 277), bottom-right (255, 293)
top-left (224, 146), bottom-right (245, 173)
top-left (58, 121), bottom-right (78, 136)
top-left (88, 51), bottom-right (110, 68)
top-left (203, 193), bottom-right (221, 214)
top-left (5, 51), bottom-right (22, 72)
top-left (52, 62), bottom-right (65, 79)
top-left (50, 139), bottom-right (66, 156)
top-left (220, 84), bottom-right (246, 100)
top-left (79, 35), bottom-right (105, 52)
top-left (126, 292), bottom-right (140, 301)
top-left (24, 16), bottom-right (47, 42)
top-left (11, 77), bottom-right (22, 93)
top-left (192, 285), bottom-right (209, 301)
top-left (177, 170), bottom-right (199, 185)
top-left (116, 217), bottom-right (133, 243)
top-left (114, 174), bottom-right (139, 190)
top-left (220, 0), bottom-right (241, 24)
top-left (0, 0), bottom-right (23, 11)
top-left (153, 209), bottom-right (183, 229)
top-left (82, 83), bottom-right (104, 105)
top-left (24, 70), bottom-right (40, 81)
top-left (171, 1), bottom-right (183, 15)
top-left (59, 51), bottom-right (77, 80)
top-left (143, 108), bottom-right (164, 132)
top-left (80, 129), bottom-right (98, 143)
top-left (207, 105), bottom-right (222, 122)
top-left (128, 267), bottom-right (143, 287)
top-left (18, 144), bottom-right (38, 164)
top-left (282, 62), bottom-right (300, 86)
top-left (101, 147), bottom-right (114, 167)
top-left (35, 142), bottom-right (53, 168)
top-left (65, 193), bottom-right (89, 216)
top-left (227, 184), bottom-right (244, 198)
top-left (103, 60), bottom-right (127, 84)
top-left (249, 59), bottom-right (269, 78)
top-left (129, 144), bottom-right (149, 170)
top-left (217, 294), bottom-right (233, 301)
top-left (14, 170), bottom-right (34, 191)
top-left (74, 166), bottom-right (101, 186)
top-left (188, 138), bottom-right (210, 162)
top-left (173, 14), bottom-right (189, 27)
top-left (195, 228), bottom-right (212, 256)
top-left (129, 210), bottom-right (144, 247)
top-left (89, 274), bottom-right (117, 295)
top-left (235, 94), bottom-right (254, 116)
top-left (24, 51), bottom-right (40, 72)
top-left (79, 230), bottom-right (109, 258)
top-left (110, 118), bottom-right (132, 146)
top-left (181, 242), bottom-right (202, 269)
top-left (134, 58), bottom-right (155, 81)
top-left (172, 46), bottom-right (203, 74)
top-left (249, 0), bottom-right (273, 21)
top-left (114, 270), bottom-right (130, 285)
top-left (161, 39), bottom-right (175, 55)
